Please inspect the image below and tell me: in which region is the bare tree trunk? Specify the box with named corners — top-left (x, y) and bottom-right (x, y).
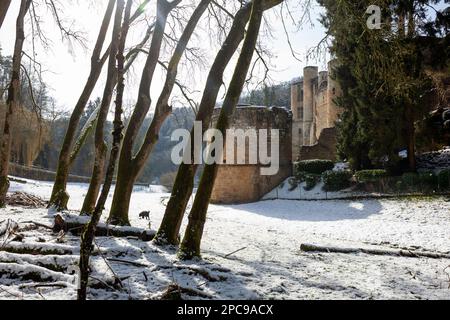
top-left (178, 0), bottom-right (264, 260)
top-left (406, 3), bottom-right (416, 172)
top-left (0, 0), bottom-right (12, 30)
top-left (406, 104), bottom-right (416, 172)
top-left (0, 0), bottom-right (30, 208)
top-left (107, 0), bottom-right (210, 225)
top-left (48, 0), bottom-right (116, 211)
top-left (155, 0), bottom-right (282, 245)
top-left (80, 0), bottom-right (130, 216)
top-left (78, 0), bottom-right (131, 301)
top-left (107, 0), bottom-right (182, 226)
top-left (48, 0), bottom-right (152, 211)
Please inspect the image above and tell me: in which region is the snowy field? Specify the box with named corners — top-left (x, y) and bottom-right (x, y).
top-left (1, 178), bottom-right (450, 300)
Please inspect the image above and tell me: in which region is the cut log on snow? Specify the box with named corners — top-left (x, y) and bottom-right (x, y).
top-left (19, 282), bottom-right (69, 289)
top-left (0, 252), bottom-right (79, 272)
top-left (300, 243), bottom-right (450, 259)
top-left (53, 214), bottom-right (155, 241)
top-left (8, 177), bottom-right (27, 184)
top-left (0, 262), bottom-right (75, 283)
top-left (1, 241), bottom-right (77, 255)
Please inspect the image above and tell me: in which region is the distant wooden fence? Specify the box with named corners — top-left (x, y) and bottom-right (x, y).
top-left (8, 163), bottom-right (91, 183)
top-left (8, 162), bottom-right (150, 187)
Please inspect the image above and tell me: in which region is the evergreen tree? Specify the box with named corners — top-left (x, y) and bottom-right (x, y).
top-left (319, 0), bottom-right (447, 171)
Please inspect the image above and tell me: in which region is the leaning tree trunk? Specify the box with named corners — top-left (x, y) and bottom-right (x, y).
top-left (107, 0), bottom-right (182, 226)
top-left (80, 0), bottom-right (127, 216)
top-left (405, 5), bottom-right (416, 173)
top-left (0, 0), bottom-right (12, 30)
top-left (178, 0), bottom-right (264, 260)
top-left (78, 0), bottom-right (131, 301)
top-left (155, 0), bottom-right (282, 245)
top-left (405, 104), bottom-right (417, 172)
top-left (48, 0), bottom-right (116, 211)
top-left (48, 0), bottom-right (152, 211)
top-left (0, 0), bottom-right (30, 208)
top-left (107, 0), bottom-right (210, 225)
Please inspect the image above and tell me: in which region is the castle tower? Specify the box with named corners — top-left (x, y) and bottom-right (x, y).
top-left (291, 79), bottom-right (303, 160)
top-left (327, 59), bottom-right (342, 127)
top-left (303, 66), bottom-right (318, 146)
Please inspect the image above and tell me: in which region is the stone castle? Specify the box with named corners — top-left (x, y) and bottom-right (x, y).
top-left (211, 61), bottom-right (341, 204)
top-left (291, 60), bottom-right (342, 161)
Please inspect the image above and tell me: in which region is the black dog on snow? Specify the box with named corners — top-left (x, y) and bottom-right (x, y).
top-left (139, 211), bottom-right (150, 220)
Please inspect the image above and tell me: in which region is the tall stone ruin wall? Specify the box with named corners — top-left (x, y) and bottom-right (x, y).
top-left (210, 107), bottom-right (292, 204)
top-left (299, 127), bottom-right (338, 161)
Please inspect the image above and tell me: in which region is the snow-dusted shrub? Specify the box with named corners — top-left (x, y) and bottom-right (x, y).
top-left (288, 177), bottom-right (298, 191)
top-left (295, 160), bottom-right (334, 175)
top-left (399, 172), bottom-right (439, 192)
top-left (418, 171), bottom-right (438, 187)
top-left (437, 169), bottom-right (450, 190)
top-left (292, 169), bottom-right (320, 191)
top-left (401, 172), bottom-right (420, 187)
top-left (322, 170), bottom-right (353, 192)
top-left (355, 170), bottom-right (387, 183)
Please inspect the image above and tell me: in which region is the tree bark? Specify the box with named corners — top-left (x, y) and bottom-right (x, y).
top-left (405, 3), bottom-right (416, 173)
top-left (0, 0), bottom-right (30, 208)
top-left (405, 104), bottom-right (416, 172)
top-left (48, 0), bottom-right (116, 211)
top-left (107, 0), bottom-right (210, 226)
top-left (0, 0), bottom-right (11, 30)
top-left (78, 0), bottom-right (127, 301)
top-left (155, 0), bottom-right (283, 246)
top-left (80, 0), bottom-right (127, 216)
top-left (107, 0), bottom-right (182, 226)
top-left (178, 0), bottom-right (264, 260)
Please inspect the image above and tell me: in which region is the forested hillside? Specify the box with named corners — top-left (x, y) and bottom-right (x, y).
top-left (240, 81), bottom-right (294, 107)
top-left (1, 48), bottom-right (195, 183)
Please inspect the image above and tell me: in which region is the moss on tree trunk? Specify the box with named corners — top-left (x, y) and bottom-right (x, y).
top-left (107, 165), bottom-right (136, 226)
top-left (78, 0), bottom-right (128, 301)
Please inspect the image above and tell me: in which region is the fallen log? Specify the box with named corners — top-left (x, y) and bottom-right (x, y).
top-left (160, 283), bottom-right (213, 300)
top-left (6, 192), bottom-right (47, 208)
top-left (0, 262), bottom-right (75, 283)
top-left (1, 241), bottom-right (77, 255)
top-left (9, 177), bottom-right (27, 184)
top-left (300, 243), bottom-right (450, 259)
top-left (0, 252), bottom-right (78, 272)
top-left (53, 214), bottom-right (155, 241)
top-left (19, 282), bottom-right (69, 289)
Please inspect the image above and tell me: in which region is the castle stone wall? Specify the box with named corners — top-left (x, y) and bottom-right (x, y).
top-left (210, 106), bottom-right (292, 204)
top-left (299, 128), bottom-right (338, 161)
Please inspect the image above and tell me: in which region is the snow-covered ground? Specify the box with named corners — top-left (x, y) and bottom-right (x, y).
top-left (1, 178), bottom-right (450, 300)
top-left (263, 178), bottom-right (365, 200)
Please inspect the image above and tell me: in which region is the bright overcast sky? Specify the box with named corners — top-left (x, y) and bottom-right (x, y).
top-left (0, 0), bottom-right (328, 112)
